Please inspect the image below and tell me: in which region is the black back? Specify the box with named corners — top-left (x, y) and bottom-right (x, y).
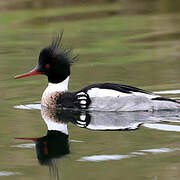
top-left (80, 83), bottom-right (151, 94)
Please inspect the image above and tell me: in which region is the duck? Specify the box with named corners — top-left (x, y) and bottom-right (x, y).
top-left (15, 32), bottom-right (180, 111)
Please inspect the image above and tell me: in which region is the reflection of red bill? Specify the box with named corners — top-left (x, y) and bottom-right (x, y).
top-left (15, 137), bottom-right (39, 141)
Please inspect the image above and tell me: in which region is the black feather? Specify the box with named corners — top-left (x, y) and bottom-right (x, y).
top-left (48, 31), bottom-right (78, 65)
top-left (80, 83), bottom-right (151, 94)
top-left (152, 97), bottom-right (180, 104)
top-left (38, 31), bottom-right (78, 83)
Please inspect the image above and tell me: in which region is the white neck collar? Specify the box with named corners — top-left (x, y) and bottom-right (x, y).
top-left (45, 76), bottom-right (69, 94)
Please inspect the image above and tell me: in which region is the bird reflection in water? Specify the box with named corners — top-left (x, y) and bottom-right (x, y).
top-left (16, 105), bottom-right (180, 179)
top-left (16, 106), bottom-right (72, 180)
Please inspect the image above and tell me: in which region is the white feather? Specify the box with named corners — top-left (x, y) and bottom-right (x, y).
top-left (42, 76), bottom-right (69, 104)
top-left (87, 88), bottom-right (130, 97)
top-left (88, 96), bottom-right (180, 111)
top-left (80, 100), bottom-right (87, 105)
top-left (86, 88), bottom-right (180, 111)
top-left (87, 88), bottom-right (159, 99)
top-left (43, 76), bottom-right (69, 95)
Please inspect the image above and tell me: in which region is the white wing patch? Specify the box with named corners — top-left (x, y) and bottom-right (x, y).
top-left (87, 88), bottom-right (129, 98)
top-left (87, 88), bottom-right (159, 99)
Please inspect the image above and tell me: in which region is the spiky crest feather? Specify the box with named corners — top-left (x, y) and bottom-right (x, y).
top-left (48, 31), bottom-right (78, 65)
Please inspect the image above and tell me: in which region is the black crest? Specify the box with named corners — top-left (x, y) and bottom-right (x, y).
top-left (38, 31), bottom-right (78, 83)
top-left (47, 31), bottom-right (78, 65)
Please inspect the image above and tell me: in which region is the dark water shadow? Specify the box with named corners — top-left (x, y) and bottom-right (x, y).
top-left (2, 0), bottom-right (117, 11)
top-left (129, 32), bottom-right (180, 43)
top-left (3, 0), bottom-right (180, 13)
top-left (26, 10), bottom-right (121, 25)
top-left (25, 8), bottom-right (156, 26)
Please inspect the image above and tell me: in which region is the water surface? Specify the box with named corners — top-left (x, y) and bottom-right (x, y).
top-left (0, 0), bottom-right (180, 179)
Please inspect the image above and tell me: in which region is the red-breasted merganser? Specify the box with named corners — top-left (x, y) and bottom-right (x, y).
top-left (15, 33), bottom-right (180, 111)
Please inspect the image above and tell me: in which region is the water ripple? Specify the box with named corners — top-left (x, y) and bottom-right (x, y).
top-left (11, 143), bottom-right (35, 148)
top-left (0, 171), bottom-right (21, 176)
top-left (78, 147), bottom-right (180, 162)
top-left (143, 123), bottom-right (180, 132)
top-left (154, 90), bottom-right (180, 95)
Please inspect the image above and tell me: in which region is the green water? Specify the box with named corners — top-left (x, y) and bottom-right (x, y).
top-left (0, 0), bottom-right (180, 179)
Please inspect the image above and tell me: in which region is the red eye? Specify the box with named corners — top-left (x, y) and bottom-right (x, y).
top-left (45, 64), bottom-right (50, 69)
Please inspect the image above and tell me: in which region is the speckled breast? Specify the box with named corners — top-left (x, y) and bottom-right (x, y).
top-left (41, 91), bottom-right (65, 108)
